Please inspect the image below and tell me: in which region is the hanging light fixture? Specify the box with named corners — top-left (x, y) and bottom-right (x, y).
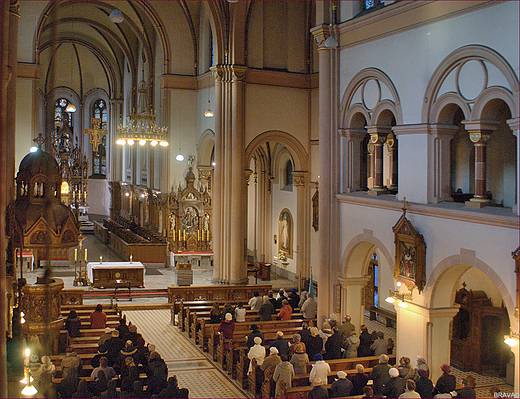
top-left (109, 9), bottom-right (124, 24)
top-left (65, 100), bottom-right (76, 113)
top-left (204, 87), bottom-right (213, 117)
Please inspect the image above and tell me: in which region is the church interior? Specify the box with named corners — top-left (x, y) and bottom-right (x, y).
top-left (0, 1), bottom-right (518, 398)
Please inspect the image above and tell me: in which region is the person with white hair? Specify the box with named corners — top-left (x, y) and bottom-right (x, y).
top-left (269, 330), bottom-right (290, 357)
top-left (301, 292), bottom-right (318, 319)
top-left (415, 355), bottom-right (430, 377)
top-left (260, 347), bottom-right (282, 379)
top-left (369, 354), bottom-right (392, 396)
top-left (331, 370), bottom-right (353, 398)
top-left (247, 337), bottom-right (266, 374)
top-left (308, 377), bottom-right (329, 398)
top-left (218, 312), bottom-right (235, 339)
top-left (383, 367), bottom-right (406, 398)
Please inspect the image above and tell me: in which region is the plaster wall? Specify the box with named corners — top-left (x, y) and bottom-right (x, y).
top-left (15, 79), bottom-right (35, 168)
top-left (17, 1), bottom-right (47, 63)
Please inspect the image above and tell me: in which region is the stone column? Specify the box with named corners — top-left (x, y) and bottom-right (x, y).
top-left (386, 134), bottom-right (398, 192)
top-left (428, 307), bottom-right (460, 382)
top-left (367, 126), bottom-right (391, 195)
top-left (338, 276), bottom-right (370, 332)
top-left (310, 25), bottom-right (334, 327)
top-left (463, 121), bottom-right (498, 208)
top-left (339, 128), bottom-right (366, 193)
top-left (109, 99), bottom-right (123, 182)
top-left (293, 171), bottom-right (311, 284)
top-left (427, 124), bottom-right (457, 203)
top-left (507, 118), bottom-right (519, 215)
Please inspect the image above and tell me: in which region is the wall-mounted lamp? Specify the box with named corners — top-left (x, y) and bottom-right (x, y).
top-left (385, 284), bottom-right (412, 308)
top-left (504, 328), bottom-right (519, 347)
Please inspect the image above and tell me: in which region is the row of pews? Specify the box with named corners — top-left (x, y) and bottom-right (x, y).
top-left (176, 294), bottom-right (397, 399)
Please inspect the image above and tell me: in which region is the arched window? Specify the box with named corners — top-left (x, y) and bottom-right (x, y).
top-left (92, 99), bottom-right (107, 177)
top-left (285, 160), bottom-right (293, 188)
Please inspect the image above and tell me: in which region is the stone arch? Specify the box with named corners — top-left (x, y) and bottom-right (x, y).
top-left (372, 100), bottom-right (399, 126)
top-left (197, 129), bottom-right (215, 166)
top-left (471, 86), bottom-right (517, 121)
top-left (344, 104), bottom-right (371, 128)
top-left (340, 229), bottom-right (394, 278)
top-left (245, 130), bottom-right (308, 172)
top-left (430, 92), bottom-right (472, 124)
top-left (424, 251), bottom-right (516, 320)
top-left (422, 44), bottom-right (519, 123)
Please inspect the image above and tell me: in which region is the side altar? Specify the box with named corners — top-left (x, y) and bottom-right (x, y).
top-left (87, 261), bottom-right (144, 288)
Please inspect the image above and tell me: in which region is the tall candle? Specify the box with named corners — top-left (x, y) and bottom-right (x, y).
top-left (85, 248), bottom-right (87, 261)
top-left (74, 249), bottom-right (77, 261)
top-left (198, 230), bottom-right (200, 241)
top-left (183, 230), bottom-right (186, 241)
top-left (178, 230), bottom-right (181, 241)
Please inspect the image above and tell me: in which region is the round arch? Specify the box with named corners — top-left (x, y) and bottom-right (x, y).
top-left (245, 130), bottom-right (309, 172)
top-left (197, 129), bottom-right (215, 166)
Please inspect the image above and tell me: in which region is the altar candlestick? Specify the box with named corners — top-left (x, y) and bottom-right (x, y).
top-left (85, 248), bottom-right (87, 260)
top-left (178, 230), bottom-right (181, 241)
top-left (130, 254), bottom-right (133, 263)
top-left (74, 249), bottom-right (77, 261)
top-left (100, 255), bottom-right (103, 263)
top-left (198, 230), bottom-right (200, 241)
top-left (183, 230), bottom-right (186, 241)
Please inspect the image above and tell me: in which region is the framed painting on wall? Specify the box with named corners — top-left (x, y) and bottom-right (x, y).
top-left (278, 208), bottom-right (293, 259)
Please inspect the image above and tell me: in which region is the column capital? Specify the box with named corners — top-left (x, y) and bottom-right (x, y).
top-left (293, 171), bottom-right (310, 188)
top-left (507, 117), bottom-right (520, 133)
top-left (109, 99), bottom-right (124, 105)
top-left (427, 124), bottom-right (458, 138)
top-left (10, 1), bottom-right (20, 17)
top-left (210, 65), bottom-right (247, 83)
top-left (310, 24), bottom-right (332, 48)
top-left (339, 128), bottom-right (366, 140)
top-left (244, 168), bottom-right (253, 185)
top-left (428, 305), bottom-right (460, 319)
top-left (367, 126), bottom-right (391, 144)
top-left (338, 276), bottom-right (370, 288)
top-left (462, 120), bottom-right (499, 134)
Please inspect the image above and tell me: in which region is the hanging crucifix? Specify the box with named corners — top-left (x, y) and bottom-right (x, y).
top-left (84, 118), bottom-right (106, 154)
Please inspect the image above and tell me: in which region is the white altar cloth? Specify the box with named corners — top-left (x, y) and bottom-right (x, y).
top-left (87, 261), bottom-right (145, 283)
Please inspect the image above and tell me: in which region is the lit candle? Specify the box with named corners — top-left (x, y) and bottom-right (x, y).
top-left (130, 254), bottom-right (133, 263)
top-left (100, 255), bottom-right (103, 263)
top-left (74, 249), bottom-right (77, 261)
top-left (178, 230), bottom-right (181, 242)
top-left (198, 230), bottom-right (200, 241)
top-left (85, 248), bottom-right (87, 261)
top-left (183, 230), bottom-right (186, 241)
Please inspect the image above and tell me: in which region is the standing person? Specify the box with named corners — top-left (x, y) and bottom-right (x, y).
top-left (116, 318), bottom-right (130, 341)
top-left (89, 304), bottom-right (107, 329)
top-left (331, 370), bottom-right (353, 398)
top-left (288, 288), bottom-right (300, 309)
top-left (273, 355), bottom-right (295, 397)
top-left (65, 310), bottom-right (82, 338)
top-left (415, 368), bottom-right (433, 399)
top-left (370, 331), bottom-right (387, 356)
top-left (309, 353), bottom-right (331, 385)
top-left (298, 291), bottom-right (308, 309)
top-left (248, 291), bottom-right (263, 310)
top-left (301, 293), bottom-right (318, 319)
top-left (319, 322), bottom-right (334, 351)
top-left (261, 347), bottom-right (282, 381)
top-left (269, 331), bottom-right (290, 358)
top-left (324, 327), bottom-right (342, 360)
top-left (358, 325), bottom-right (373, 357)
top-left (309, 378), bottom-right (329, 399)
top-left (383, 367), bottom-right (406, 399)
top-left (218, 312), bottom-right (235, 339)
top-left (344, 330), bottom-right (360, 358)
top-left (288, 334), bottom-right (306, 358)
top-left (369, 354), bottom-right (392, 396)
top-left (247, 337), bottom-right (266, 374)
top-left (277, 299), bottom-right (293, 320)
top-left (399, 379), bottom-right (421, 398)
top-left (299, 321), bottom-right (312, 346)
top-left (306, 327), bottom-right (324, 361)
top-left (290, 344), bottom-right (309, 375)
top-left (415, 355), bottom-right (430, 378)
top-left (432, 364), bottom-right (456, 397)
top-left (246, 324), bottom-right (264, 349)
top-left (235, 302), bottom-right (246, 322)
top-left (268, 291), bottom-right (278, 309)
top-left (338, 315), bottom-right (355, 345)
top-left (351, 364), bottom-right (369, 396)
top-left (209, 303), bottom-right (222, 324)
top-left (259, 295), bottom-right (275, 321)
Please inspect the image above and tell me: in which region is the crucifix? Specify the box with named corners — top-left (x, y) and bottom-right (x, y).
top-left (33, 133), bottom-right (45, 149)
top-left (401, 197), bottom-right (409, 215)
top-left (84, 118), bottom-right (106, 154)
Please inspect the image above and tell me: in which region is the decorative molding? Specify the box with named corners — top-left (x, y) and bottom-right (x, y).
top-left (159, 74), bottom-right (197, 90)
top-left (293, 171), bottom-right (310, 188)
top-left (17, 63), bottom-right (40, 80)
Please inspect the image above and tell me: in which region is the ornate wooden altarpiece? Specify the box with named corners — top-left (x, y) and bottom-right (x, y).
top-left (392, 199), bottom-right (426, 292)
top-left (450, 283), bottom-right (510, 375)
top-left (167, 167), bottom-right (212, 252)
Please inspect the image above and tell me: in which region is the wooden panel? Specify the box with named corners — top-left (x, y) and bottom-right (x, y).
top-left (167, 284), bottom-right (272, 303)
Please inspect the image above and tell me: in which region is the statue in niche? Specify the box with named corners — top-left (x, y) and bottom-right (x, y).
top-left (182, 206), bottom-right (198, 233)
top-left (204, 213), bottom-right (210, 231)
top-left (169, 213), bottom-right (176, 232)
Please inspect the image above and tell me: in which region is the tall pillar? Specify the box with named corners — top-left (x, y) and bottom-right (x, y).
top-left (507, 118), bottom-right (519, 215)
top-left (311, 24), bottom-right (336, 327)
top-left (427, 124), bottom-right (457, 203)
top-left (338, 277), bottom-right (370, 332)
top-left (339, 128), bottom-right (365, 193)
top-left (293, 171), bottom-right (311, 283)
top-left (109, 99), bottom-right (123, 182)
top-left (386, 133), bottom-right (398, 192)
top-left (463, 121), bottom-right (498, 208)
top-left (428, 307), bottom-right (460, 382)
top-left (211, 65), bottom-right (248, 284)
top-left (367, 126), bottom-right (391, 195)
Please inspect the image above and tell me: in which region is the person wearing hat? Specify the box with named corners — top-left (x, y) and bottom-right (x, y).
top-left (369, 354), bottom-right (392, 396)
top-left (218, 312), bottom-right (235, 339)
top-left (273, 355), bottom-right (295, 397)
top-left (331, 370), bottom-right (353, 397)
top-left (246, 324), bottom-right (264, 349)
top-left (415, 355), bottom-right (430, 378)
top-left (308, 377), bottom-right (329, 399)
top-left (261, 347), bottom-right (282, 380)
top-left (290, 343), bottom-right (309, 375)
top-left (309, 353), bottom-right (331, 386)
top-left (432, 364), bottom-right (456, 397)
top-left (247, 336), bottom-right (266, 374)
top-left (415, 368), bottom-right (433, 399)
top-left (382, 367), bottom-right (405, 398)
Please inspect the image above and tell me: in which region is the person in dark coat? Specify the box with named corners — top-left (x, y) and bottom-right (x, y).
top-left (269, 331), bottom-right (290, 358)
top-left (432, 364), bottom-right (456, 397)
top-left (65, 310), bottom-right (82, 338)
top-left (369, 354), bottom-right (392, 396)
top-left (72, 379), bottom-right (93, 398)
top-left (382, 367), bottom-right (405, 398)
top-left (57, 367), bottom-right (79, 398)
top-left (126, 324), bottom-right (143, 346)
top-left (268, 291), bottom-right (278, 308)
top-left (351, 364), bottom-right (369, 396)
top-left (455, 377), bottom-right (476, 398)
top-left (146, 351), bottom-right (168, 396)
top-left (218, 312), bottom-right (235, 339)
top-left (157, 375), bottom-right (179, 398)
top-left (246, 324), bottom-right (264, 348)
top-left (116, 318), bottom-right (130, 341)
top-left (308, 378), bottom-right (329, 399)
top-left (100, 379), bottom-right (119, 399)
top-left (306, 327), bottom-right (324, 362)
top-left (118, 340), bottom-right (141, 368)
top-left (209, 303), bottom-right (222, 324)
top-left (132, 380), bottom-right (147, 399)
top-left (358, 325), bottom-right (373, 357)
top-left (288, 289), bottom-right (300, 309)
top-left (259, 295), bottom-right (275, 321)
top-left (415, 368), bottom-right (434, 398)
top-left (91, 369), bottom-right (108, 397)
top-left (100, 329), bottom-right (125, 367)
top-left (331, 370), bottom-right (353, 398)
top-left (324, 327), bottom-right (343, 360)
top-left (120, 357), bottom-right (139, 393)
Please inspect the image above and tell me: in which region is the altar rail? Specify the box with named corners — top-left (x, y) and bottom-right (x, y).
top-left (168, 284), bottom-right (272, 304)
top-left (107, 231), bottom-right (167, 265)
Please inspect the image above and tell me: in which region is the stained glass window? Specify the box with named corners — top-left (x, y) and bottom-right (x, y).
top-left (285, 160), bottom-right (293, 187)
top-left (363, 0), bottom-right (384, 11)
top-left (54, 98), bottom-right (74, 133)
top-left (91, 99), bottom-right (108, 177)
